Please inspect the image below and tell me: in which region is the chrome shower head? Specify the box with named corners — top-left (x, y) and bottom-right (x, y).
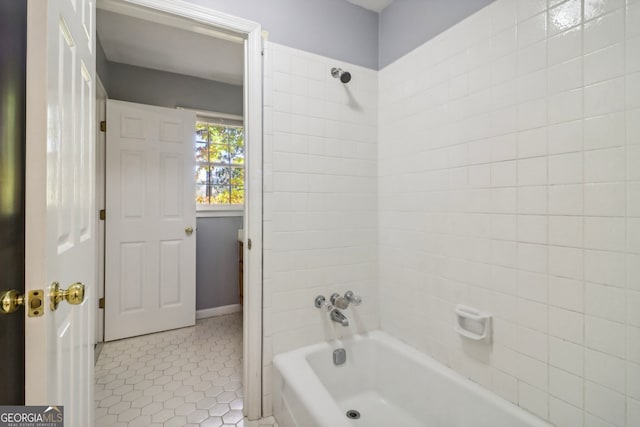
top-left (331, 67), bottom-right (351, 84)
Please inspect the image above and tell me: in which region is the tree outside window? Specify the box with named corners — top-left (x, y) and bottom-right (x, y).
top-left (195, 121), bottom-right (244, 206)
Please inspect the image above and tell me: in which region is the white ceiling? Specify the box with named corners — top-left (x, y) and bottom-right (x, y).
top-left (97, 9), bottom-right (244, 86)
top-left (346, 0), bottom-right (394, 12)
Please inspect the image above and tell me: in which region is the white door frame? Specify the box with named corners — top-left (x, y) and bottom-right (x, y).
top-left (96, 76), bottom-right (107, 344)
top-left (98, 0), bottom-right (263, 419)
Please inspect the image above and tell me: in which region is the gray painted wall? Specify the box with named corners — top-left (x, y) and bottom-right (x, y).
top-left (185, 0), bottom-right (379, 70)
top-left (96, 36), bottom-right (110, 91)
top-left (378, 0), bottom-right (494, 68)
top-left (184, 0), bottom-right (494, 70)
top-left (196, 216), bottom-right (243, 310)
top-left (99, 1), bottom-right (495, 73)
top-left (107, 62), bottom-right (243, 115)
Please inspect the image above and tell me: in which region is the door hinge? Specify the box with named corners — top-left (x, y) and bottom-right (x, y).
top-left (99, 209), bottom-right (106, 220)
top-left (100, 121), bottom-right (106, 132)
top-left (99, 297), bottom-right (105, 309)
top-left (247, 238), bottom-right (252, 250)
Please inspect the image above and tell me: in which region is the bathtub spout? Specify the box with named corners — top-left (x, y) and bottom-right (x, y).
top-left (330, 309), bottom-right (349, 327)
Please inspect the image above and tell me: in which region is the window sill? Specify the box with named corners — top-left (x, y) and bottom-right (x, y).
top-left (196, 207), bottom-right (244, 218)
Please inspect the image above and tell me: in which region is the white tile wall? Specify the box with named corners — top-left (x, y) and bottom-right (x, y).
top-left (378, 0), bottom-right (640, 425)
top-left (262, 43), bottom-right (379, 414)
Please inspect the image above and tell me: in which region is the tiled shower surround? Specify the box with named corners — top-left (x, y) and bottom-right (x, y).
top-left (378, 0), bottom-right (640, 426)
top-left (260, 0), bottom-right (639, 425)
top-left (262, 44), bottom-right (379, 413)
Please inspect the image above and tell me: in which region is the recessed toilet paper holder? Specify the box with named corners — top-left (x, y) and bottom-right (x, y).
top-left (454, 305), bottom-right (492, 342)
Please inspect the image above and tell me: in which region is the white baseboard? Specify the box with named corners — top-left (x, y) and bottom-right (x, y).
top-left (196, 304), bottom-right (242, 320)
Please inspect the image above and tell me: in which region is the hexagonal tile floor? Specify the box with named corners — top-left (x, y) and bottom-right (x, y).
top-left (95, 312), bottom-right (279, 427)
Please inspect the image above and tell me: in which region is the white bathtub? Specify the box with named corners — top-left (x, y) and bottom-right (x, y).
top-left (272, 331), bottom-right (551, 427)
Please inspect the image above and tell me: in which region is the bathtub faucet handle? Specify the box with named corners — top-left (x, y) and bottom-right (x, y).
top-left (314, 295), bottom-right (333, 312)
top-left (330, 293), bottom-right (350, 309)
top-left (344, 291), bottom-right (362, 306)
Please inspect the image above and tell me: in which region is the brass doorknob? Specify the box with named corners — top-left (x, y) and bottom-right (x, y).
top-left (185, 227), bottom-right (194, 236)
top-left (50, 282), bottom-right (85, 311)
top-left (0, 290), bottom-right (25, 314)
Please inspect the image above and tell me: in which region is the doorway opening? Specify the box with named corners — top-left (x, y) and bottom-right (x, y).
top-left (94, 0), bottom-right (263, 421)
top-left (0, 0), bottom-right (27, 406)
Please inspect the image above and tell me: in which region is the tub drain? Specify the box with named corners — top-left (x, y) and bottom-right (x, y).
top-left (346, 409), bottom-right (360, 420)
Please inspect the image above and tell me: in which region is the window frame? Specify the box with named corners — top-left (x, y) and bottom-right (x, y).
top-left (194, 112), bottom-right (245, 212)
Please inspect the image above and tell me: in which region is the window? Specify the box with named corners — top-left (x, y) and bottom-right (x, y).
top-left (195, 117), bottom-right (244, 208)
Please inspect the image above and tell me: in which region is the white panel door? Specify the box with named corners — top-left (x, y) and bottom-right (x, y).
top-left (25, 0), bottom-right (96, 425)
top-left (105, 100), bottom-right (196, 341)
